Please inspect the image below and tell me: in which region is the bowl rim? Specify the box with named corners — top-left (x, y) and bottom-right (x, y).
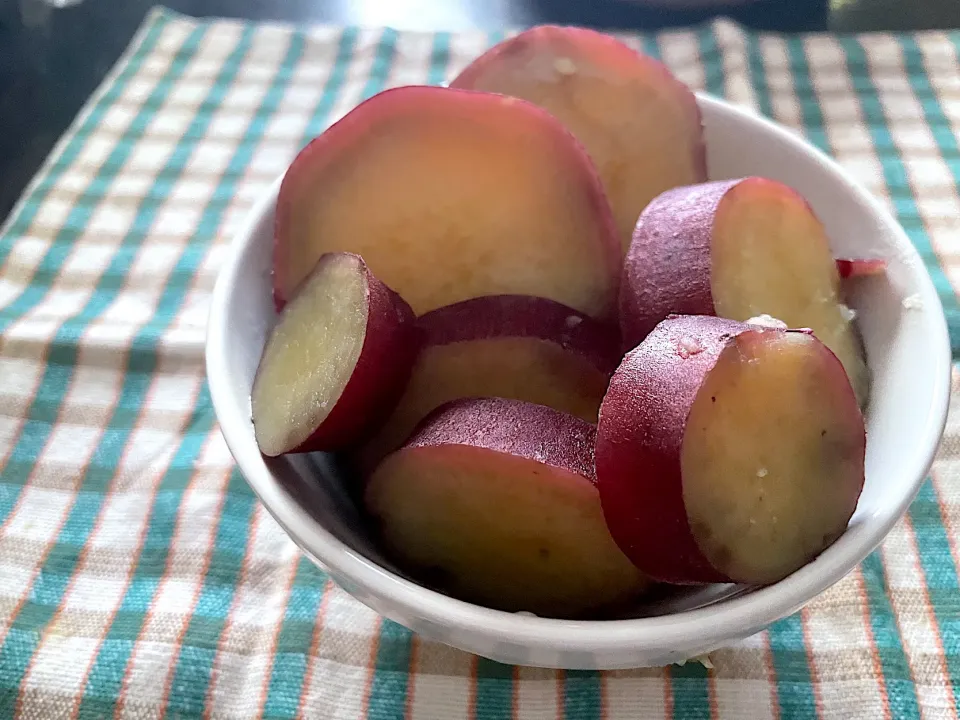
top-left (206, 92), bottom-right (952, 653)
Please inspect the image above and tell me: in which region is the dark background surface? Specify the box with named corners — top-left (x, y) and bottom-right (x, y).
top-left (0, 0), bottom-right (958, 220)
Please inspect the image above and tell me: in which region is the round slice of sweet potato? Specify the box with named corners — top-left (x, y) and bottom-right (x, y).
top-left (620, 177), bottom-right (870, 406)
top-left (365, 398), bottom-right (649, 617)
top-left (596, 315), bottom-right (866, 585)
top-left (274, 86), bottom-right (620, 319)
top-left (252, 252), bottom-right (420, 456)
top-left (353, 295), bottom-right (619, 473)
top-left (452, 25), bottom-right (706, 253)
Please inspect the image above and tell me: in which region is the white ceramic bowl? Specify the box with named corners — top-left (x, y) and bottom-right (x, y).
top-left (206, 93), bottom-right (951, 670)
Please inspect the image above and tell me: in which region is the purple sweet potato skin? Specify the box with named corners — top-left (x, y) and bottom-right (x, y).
top-left (417, 295), bottom-right (621, 376)
top-left (619, 180), bottom-right (740, 351)
top-left (280, 253), bottom-right (422, 453)
top-left (836, 258), bottom-right (886, 279)
top-left (597, 315), bottom-right (747, 584)
top-left (400, 397), bottom-right (598, 484)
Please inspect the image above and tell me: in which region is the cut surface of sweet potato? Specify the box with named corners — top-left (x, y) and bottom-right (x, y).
top-left (596, 315), bottom-right (865, 585)
top-left (451, 25), bottom-right (706, 252)
top-left (622, 177), bottom-right (870, 406)
top-left (365, 398), bottom-right (648, 618)
top-left (681, 328), bottom-right (866, 584)
top-left (274, 86), bottom-right (620, 318)
top-left (710, 179), bottom-right (868, 404)
top-left (252, 252), bottom-right (418, 456)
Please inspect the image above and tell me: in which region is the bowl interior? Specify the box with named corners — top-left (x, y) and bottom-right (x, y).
top-left (208, 94), bottom-right (951, 626)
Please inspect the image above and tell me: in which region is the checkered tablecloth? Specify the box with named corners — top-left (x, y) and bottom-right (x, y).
top-left (2, 6), bottom-right (960, 718)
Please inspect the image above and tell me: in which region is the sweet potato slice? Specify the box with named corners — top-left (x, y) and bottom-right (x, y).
top-left (252, 253), bottom-right (419, 456)
top-left (451, 25), bottom-right (706, 252)
top-left (274, 86), bottom-right (620, 318)
top-left (621, 177), bottom-right (870, 405)
top-left (596, 315), bottom-right (865, 585)
top-left (354, 295), bottom-right (618, 472)
top-left (365, 398), bottom-right (649, 618)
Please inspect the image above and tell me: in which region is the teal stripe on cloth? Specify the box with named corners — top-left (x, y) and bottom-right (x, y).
top-left (898, 35), bottom-right (960, 346)
top-left (670, 662), bottom-right (711, 720)
top-left (643, 34), bottom-right (660, 60)
top-left (426, 31), bottom-right (451, 85)
top-left (75, 390), bottom-right (217, 718)
top-left (908, 481), bottom-right (960, 693)
top-left (0, 23), bottom-right (207, 501)
top-left (366, 621), bottom-right (415, 719)
top-left (164, 470), bottom-right (258, 716)
top-left (859, 552), bottom-right (922, 718)
top-left (299, 27), bottom-right (359, 146)
top-left (362, 27), bottom-right (399, 100)
top-left (486, 30), bottom-right (506, 47)
top-left (745, 32), bottom-right (774, 120)
top-left (902, 35), bottom-right (960, 185)
top-left (563, 669), bottom-right (601, 720)
top-left (0, 12), bottom-right (165, 270)
top-left (0, 25), bottom-right (209, 339)
top-left (475, 658), bottom-right (513, 720)
top-left (784, 37), bottom-right (831, 157)
top-left (701, 24), bottom-right (726, 99)
top-left (262, 568), bottom-right (330, 719)
top-left (838, 36), bottom-right (960, 352)
top-left (767, 615), bottom-right (819, 717)
top-left (0, 25), bottom-right (214, 701)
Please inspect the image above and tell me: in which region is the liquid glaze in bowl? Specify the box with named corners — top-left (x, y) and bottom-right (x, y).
top-left (205, 93), bottom-right (951, 669)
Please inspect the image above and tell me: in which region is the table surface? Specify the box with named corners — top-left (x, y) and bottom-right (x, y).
top-left (0, 0), bottom-right (959, 221)
top-left (2, 6), bottom-right (960, 716)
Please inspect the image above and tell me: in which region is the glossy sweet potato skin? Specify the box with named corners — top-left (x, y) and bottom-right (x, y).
top-left (365, 398), bottom-right (649, 617)
top-left (596, 315), bottom-right (747, 583)
top-left (403, 397), bottom-right (598, 477)
top-left (619, 181), bottom-right (736, 349)
top-left (597, 314), bottom-right (865, 585)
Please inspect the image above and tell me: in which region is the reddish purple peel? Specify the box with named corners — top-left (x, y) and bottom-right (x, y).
top-left (620, 180), bottom-right (736, 348)
top-left (597, 315), bottom-right (749, 583)
top-left (417, 295), bottom-right (621, 375)
top-left (273, 85), bottom-right (621, 319)
top-left (405, 397), bottom-right (597, 482)
top-left (836, 258), bottom-right (886, 279)
top-left (252, 252), bottom-right (421, 455)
